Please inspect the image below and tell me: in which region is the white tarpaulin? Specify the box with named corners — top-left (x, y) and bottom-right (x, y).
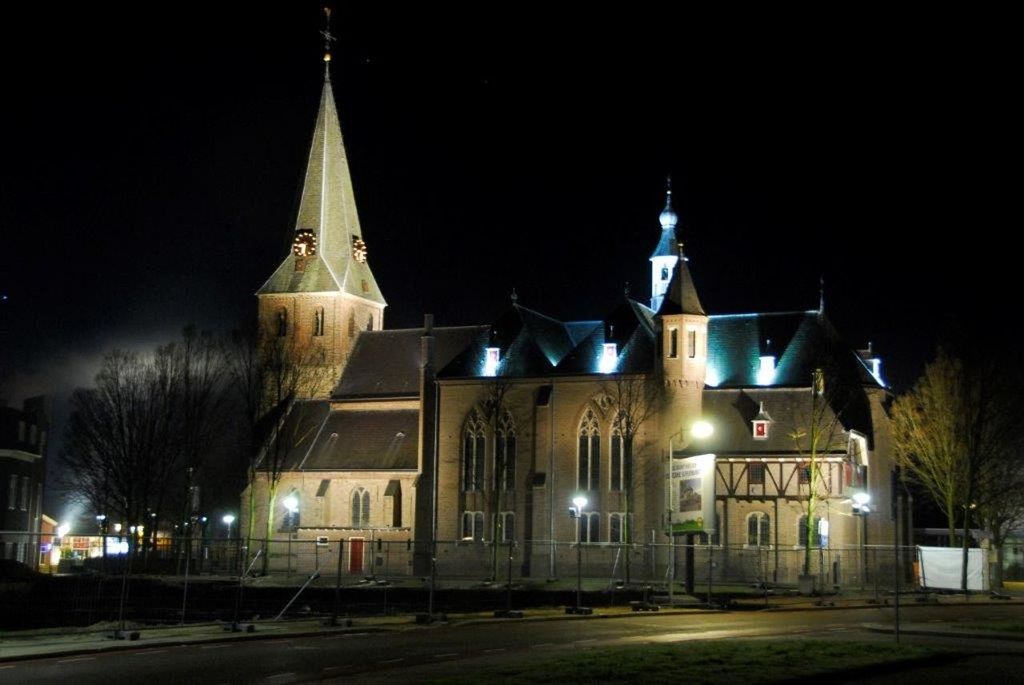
top-left (916, 546), bottom-right (988, 591)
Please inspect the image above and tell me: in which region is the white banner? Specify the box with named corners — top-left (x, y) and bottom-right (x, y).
top-left (916, 546), bottom-right (988, 591)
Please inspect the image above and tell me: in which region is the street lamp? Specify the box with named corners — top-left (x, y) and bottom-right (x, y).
top-left (223, 514), bottom-right (236, 539)
top-left (566, 495), bottom-right (592, 615)
top-left (852, 491), bottom-right (871, 589)
top-left (283, 495), bottom-right (300, 577)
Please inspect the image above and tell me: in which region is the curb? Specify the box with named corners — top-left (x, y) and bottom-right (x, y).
top-left (864, 625), bottom-right (1024, 642)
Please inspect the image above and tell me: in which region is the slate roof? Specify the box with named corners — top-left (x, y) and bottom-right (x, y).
top-left (257, 77), bottom-right (385, 304)
top-left (286, 408), bottom-right (419, 470)
top-left (333, 325), bottom-right (488, 398)
top-left (706, 311), bottom-right (881, 389)
top-left (556, 298), bottom-right (656, 375)
top-left (657, 252), bottom-right (705, 316)
top-left (439, 305), bottom-right (600, 379)
top-left (677, 388), bottom-right (854, 457)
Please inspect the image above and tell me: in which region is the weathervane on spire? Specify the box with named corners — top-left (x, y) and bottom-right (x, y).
top-left (818, 275), bottom-right (825, 316)
top-left (321, 7), bottom-right (336, 75)
top-left (511, 287), bottom-right (518, 303)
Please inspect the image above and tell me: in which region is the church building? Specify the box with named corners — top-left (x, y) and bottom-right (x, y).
top-left (241, 52), bottom-right (897, 586)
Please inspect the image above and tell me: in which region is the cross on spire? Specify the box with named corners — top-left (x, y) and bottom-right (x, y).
top-left (321, 7), bottom-right (336, 76)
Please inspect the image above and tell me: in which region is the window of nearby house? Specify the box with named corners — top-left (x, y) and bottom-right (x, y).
top-left (19, 476), bottom-right (29, 511)
top-left (277, 308), bottom-right (288, 337)
top-left (747, 512), bottom-right (771, 547)
top-left (668, 328), bottom-right (679, 358)
top-left (687, 329), bottom-right (696, 358)
top-left (610, 512), bottom-right (634, 543)
top-left (461, 511), bottom-right (484, 541)
top-left (578, 409), bottom-right (601, 491)
top-left (797, 515), bottom-right (823, 548)
top-left (579, 511), bottom-right (600, 543)
top-left (495, 412), bottom-right (516, 491)
top-left (18, 421), bottom-right (25, 442)
top-left (799, 466), bottom-right (811, 484)
top-left (351, 488), bottom-right (371, 527)
top-left (748, 463), bottom-right (765, 485)
top-left (313, 306), bottom-right (325, 336)
top-left (462, 413), bottom-right (486, 492)
top-left (7, 475), bottom-right (16, 510)
top-left (499, 511), bottom-right (515, 543)
top-left (610, 417), bottom-right (631, 492)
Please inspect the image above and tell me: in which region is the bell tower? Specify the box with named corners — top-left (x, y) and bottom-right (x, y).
top-left (256, 12), bottom-right (386, 397)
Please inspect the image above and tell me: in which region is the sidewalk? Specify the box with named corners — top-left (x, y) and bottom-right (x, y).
top-left (1, 592), bottom-right (1020, 663)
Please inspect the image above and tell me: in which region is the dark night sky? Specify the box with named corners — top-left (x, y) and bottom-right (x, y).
top-left (0, 5), bottom-right (1013, 442)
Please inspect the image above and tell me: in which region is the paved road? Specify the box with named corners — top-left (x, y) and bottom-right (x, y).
top-left (2, 604), bottom-right (1021, 684)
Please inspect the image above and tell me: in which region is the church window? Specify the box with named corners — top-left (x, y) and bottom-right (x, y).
top-left (578, 409), bottom-right (601, 492)
top-left (313, 307), bottom-right (325, 336)
top-left (687, 329), bottom-right (696, 358)
top-left (462, 413), bottom-right (486, 492)
top-left (747, 512), bottom-right (771, 547)
top-left (495, 412), bottom-right (516, 491)
top-left (19, 476), bottom-right (29, 510)
top-left (610, 417), bottom-right (631, 492)
top-left (668, 328), bottom-right (678, 358)
top-left (610, 512), bottom-right (633, 543)
top-left (578, 511), bottom-right (600, 543)
top-left (498, 511), bottom-right (515, 542)
top-left (7, 475), bottom-right (15, 510)
top-left (351, 488), bottom-right (371, 527)
top-left (277, 308), bottom-right (288, 337)
top-left (661, 266), bottom-right (669, 281)
top-left (797, 514), bottom-right (823, 548)
top-left (461, 511), bottom-right (484, 541)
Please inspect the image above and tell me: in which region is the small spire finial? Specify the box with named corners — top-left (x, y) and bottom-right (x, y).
top-left (321, 7), bottom-right (336, 77)
top-left (624, 281), bottom-right (630, 298)
top-left (510, 287), bottom-right (518, 303)
top-left (660, 175), bottom-right (678, 231)
top-left (818, 275), bottom-right (825, 315)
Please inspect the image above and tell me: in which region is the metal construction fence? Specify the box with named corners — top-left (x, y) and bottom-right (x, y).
top-left (3, 529), bottom-right (1012, 631)
top-left (4, 529), bottom-right (944, 589)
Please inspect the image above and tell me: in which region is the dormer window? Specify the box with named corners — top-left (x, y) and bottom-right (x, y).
top-left (484, 347), bottom-right (501, 376)
top-left (752, 401), bottom-right (772, 440)
top-left (599, 343), bottom-right (618, 374)
top-left (757, 356), bottom-right (776, 386)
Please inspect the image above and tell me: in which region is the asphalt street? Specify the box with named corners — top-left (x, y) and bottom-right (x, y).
top-left (2, 604), bottom-right (1021, 684)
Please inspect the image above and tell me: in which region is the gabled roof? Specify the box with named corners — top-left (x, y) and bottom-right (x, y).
top-left (677, 388), bottom-right (853, 456)
top-left (706, 311), bottom-right (881, 389)
top-left (333, 325), bottom-right (488, 399)
top-left (556, 298), bottom-right (656, 375)
top-left (257, 76), bottom-right (385, 305)
top-left (439, 304), bottom-right (599, 379)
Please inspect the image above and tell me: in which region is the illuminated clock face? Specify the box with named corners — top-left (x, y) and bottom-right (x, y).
top-left (293, 229), bottom-right (317, 257)
top-left (352, 236), bottom-right (367, 263)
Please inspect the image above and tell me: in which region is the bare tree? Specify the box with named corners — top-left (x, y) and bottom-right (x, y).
top-left (223, 321), bottom-right (332, 573)
top-left (479, 378), bottom-right (514, 580)
top-left (605, 374), bottom-right (660, 583)
top-left (891, 346), bottom-right (1023, 590)
top-left (890, 349), bottom-right (968, 547)
top-left (789, 368), bottom-right (847, 576)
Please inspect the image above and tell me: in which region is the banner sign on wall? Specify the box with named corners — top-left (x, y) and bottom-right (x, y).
top-left (669, 453), bottom-right (716, 534)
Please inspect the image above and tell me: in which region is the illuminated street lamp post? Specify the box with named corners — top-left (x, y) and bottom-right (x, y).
top-left (223, 514), bottom-right (236, 539)
top-left (852, 491), bottom-right (871, 590)
top-left (284, 496), bottom-right (299, 577)
top-left (667, 420), bottom-right (715, 604)
top-left (567, 495), bottom-right (591, 614)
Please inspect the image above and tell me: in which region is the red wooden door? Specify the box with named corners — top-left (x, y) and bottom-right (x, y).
top-left (349, 539), bottom-right (364, 574)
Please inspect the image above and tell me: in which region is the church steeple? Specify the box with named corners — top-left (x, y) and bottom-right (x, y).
top-left (256, 19), bottom-right (386, 396)
top-left (650, 177), bottom-right (680, 311)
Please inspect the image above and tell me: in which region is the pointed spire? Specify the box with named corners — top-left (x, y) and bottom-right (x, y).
top-left (651, 176), bottom-right (679, 259)
top-left (510, 287), bottom-right (518, 303)
top-left (257, 27), bottom-right (385, 305)
top-left (658, 240), bottom-right (705, 316)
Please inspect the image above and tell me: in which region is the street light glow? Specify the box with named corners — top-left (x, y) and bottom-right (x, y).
top-left (852, 491), bottom-right (871, 506)
top-left (222, 514), bottom-right (236, 525)
top-left (283, 495), bottom-right (299, 513)
top-left (572, 495), bottom-right (587, 510)
top-left (691, 420), bottom-right (714, 439)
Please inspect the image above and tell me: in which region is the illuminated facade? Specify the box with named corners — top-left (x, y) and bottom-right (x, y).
top-left (242, 60), bottom-right (898, 584)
